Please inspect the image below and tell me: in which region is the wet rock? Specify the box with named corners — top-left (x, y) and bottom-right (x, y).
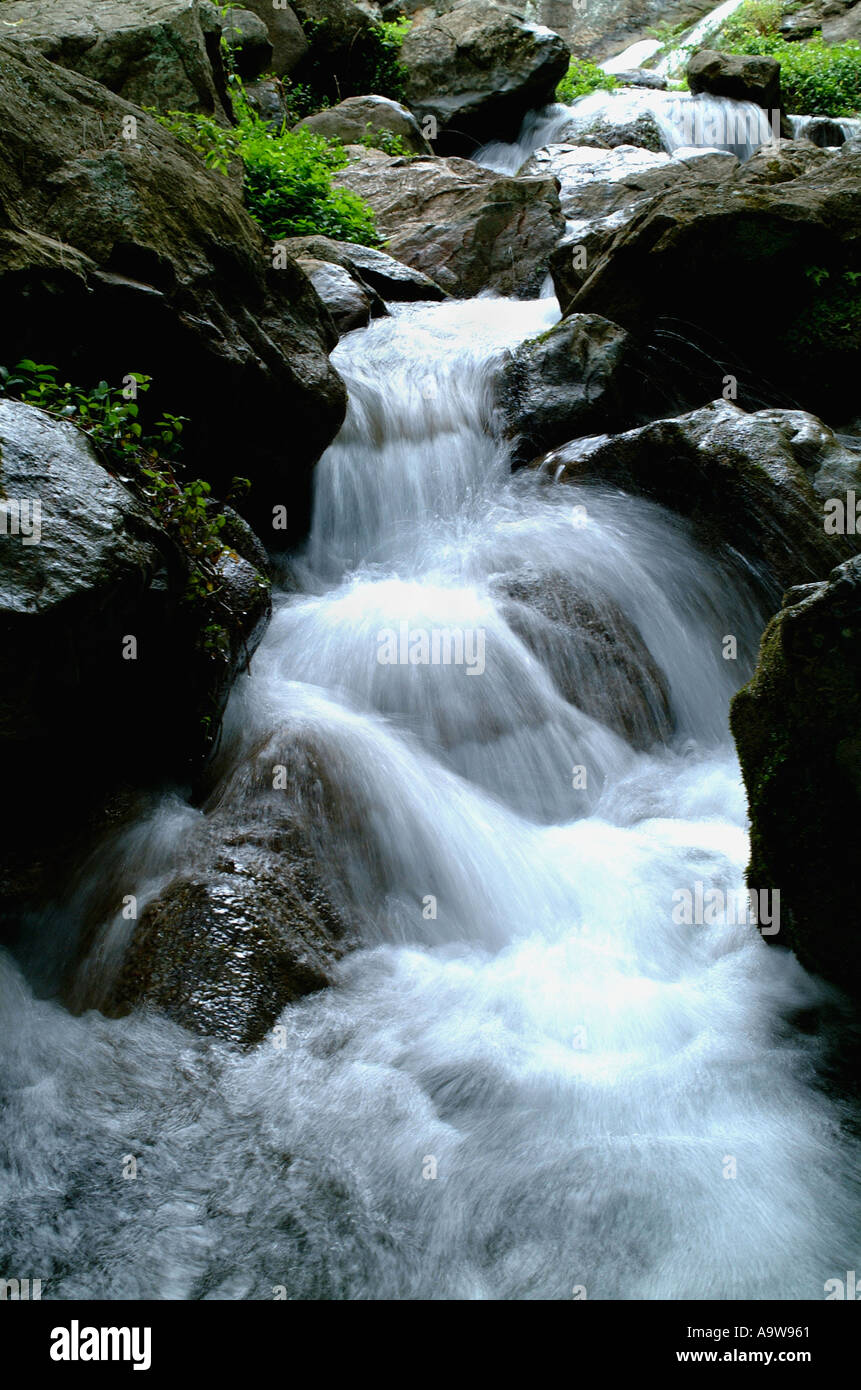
top-left (536, 400), bottom-right (861, 597)
top-left (687, 48), bottom-right (782, 112)
top-left (612, 68), bottom-right (668, 90)
top-left (498, 312), bottom-right (645, 464)
top-left (332, 148), bottom-right (565, 296)
top-left (731, 554), bottom-right (861, 994)
top-left (493, 567), bottom-right (674, 748)
top-left (281, 235), bottom-right (447, 301)
top-left (0, 39), bottom-right (346, 545)
top-left (296, 256), bottom-right (388, 334)
top-left (556, 108), bottom-right (666, 153)
top-left (0, 0), bottom-right (230, 116)
top-left (219, 6), bottom-right (274, 79)
top-left (402, 0), bottom-right (570, 155)
top-left (568, 142), bottom-right (861, 422)
top-left (294, 94), bottom-right (432, 153)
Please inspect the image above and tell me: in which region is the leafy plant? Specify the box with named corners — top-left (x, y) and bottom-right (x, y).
top-left (360, 123), bottom-right (412, 156)
top-left (156, 93), bottom-right (379, 244)
top-left (556, 58), bottom-right (617, 104)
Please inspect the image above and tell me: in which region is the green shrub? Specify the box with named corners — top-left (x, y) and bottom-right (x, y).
top-left (556, 58), bottom-right (617, 104)
top-left (156, 97), bottom-right (379, 244)
top-left (717, 5), bottom-right (861, 116)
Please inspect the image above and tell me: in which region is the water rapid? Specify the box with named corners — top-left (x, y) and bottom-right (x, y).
top-left (1, 295), bottom-right (858, 1300)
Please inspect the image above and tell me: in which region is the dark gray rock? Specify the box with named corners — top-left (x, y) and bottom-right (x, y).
top-left (279, 234), bottom-right (447, 300)
top-left (219, 6), bottom-right (273, 79)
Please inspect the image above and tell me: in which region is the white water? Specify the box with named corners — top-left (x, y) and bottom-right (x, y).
top-left (476, 88), bottom-right (775, 174)
top-left (651, 0), bottom-right (749, 79)
top-left (2, 296), bottom-right (858, 1300)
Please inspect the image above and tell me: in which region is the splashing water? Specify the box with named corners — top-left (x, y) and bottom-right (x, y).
top-left (1, 295), bottom-right (858, 1300)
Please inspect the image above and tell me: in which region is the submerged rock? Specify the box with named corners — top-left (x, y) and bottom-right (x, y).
top-left (333, 148), bottom-right (565, 297)
top-left (536, 400), bottom-right (861, 597)
top-left (493, 567), bottom-right (674, 749)
top-left (731, 554), bottom-right (861, 994)
top-left (402, 0), bottom-right (570, 155)
top-left (0, 0), bottom-right (230, 116)
top-left (0, 39), bottom-right (346, 544)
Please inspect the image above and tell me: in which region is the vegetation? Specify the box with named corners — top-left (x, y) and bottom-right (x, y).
top-left (292, 15), bottom-right (411, 109)
top-left (0, 362), bottom-right (262, 664)
top-left (556, 58), bottom-right (617, 104)
top-left (792, 266), bottom-right (861, 352)
top-left (156, 94), bottom-right (379, 244)
top-left (717, 1), bottom-right (861, 115)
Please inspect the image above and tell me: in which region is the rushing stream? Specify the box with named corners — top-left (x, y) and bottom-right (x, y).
top-left (2, 294), bottom-right (859, 1300)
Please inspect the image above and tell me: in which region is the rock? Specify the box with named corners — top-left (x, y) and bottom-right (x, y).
top-left (294, 94), bottom-right (432, 153)
top-left (687, 48), bottom-right (782, 112)
top-left (612, 68), bottom-right (668, 90)
top-left (243, 76), bottom-right (292, 128)
top-left (555, 105), bottom-right (666, 153)
top-left (0, 0), bottom-right (230, 117)
top-left (234, 0), bottom-right (308, 75)
top-left (280, 234), bottom-right (447, 300)
top-left (822, 0), bottom-right (861, 41)
top-left (568, 141), bottom-right (861, 423)
top-left (332, 148), bottom-right (565, 296)
top-left (0, 398), bottom-right (271, 924)
top-left (219, 6), bottom-right (274, 79)
top-left (794, 116), bottom-right (848, 148)
top-left (498, 312), bottom-right (645, 464)
top-left (534, 144), bottom-right (738, 302)
top-left (533, 0), bottom-right (715, 62)
top-left (493, 567), bottom-right (674, 749)
top-left (296, 256), bottom-right (388, 333)
top-left (0, 39), bottom-right (347, 545)
top-left (730, 554), bottom-right (861, 994)
top-left (402, 0), bottom-right (570, 155)
top-left (536, 400), bottom-right (861, 596)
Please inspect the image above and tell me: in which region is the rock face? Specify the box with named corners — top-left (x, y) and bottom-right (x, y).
top-left (499, 312), bottom-right (644, 464)
top-left (536, 400), bottom-right (861, 597)
top-left (402, 0), bottom-right (570, 154)
top-left (0, 39), bottom-right (346, 544)
top-left (280, 234), bottom-right (447, 300)
top-left (235, 0), bottom-right (308, 75)
top-left (0, 398), bottom-right (271, 924)
top-left (568, 141), bottom-right (861, 423)
top-left (0, 0), bottom-right (230, 116)
top-left (687, 48), bottom-right (782, 113)
top-left (535, 0), bottom-right (715, 61)
top-left (493, 568), bottom-right (674, 749)
top-left (333, 148), bottom-right (565, 296)
top-left (219, 6), bottom-right (274, 79)
top-left (294, 94), bottom-right (432, 153)
top-left (731, 555), bottom-right (861, 994)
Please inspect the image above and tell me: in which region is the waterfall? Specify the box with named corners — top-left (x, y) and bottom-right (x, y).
top-left (476, 88), bottom-right (776, 174)
top-left (2, 292), bottom-right (858, 1300)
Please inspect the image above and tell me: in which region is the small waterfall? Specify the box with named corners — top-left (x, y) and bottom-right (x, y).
top-left (476, 88), bottom-right (776, 173)
top-left (652, 0), bottom-right (750, 79)
top-left (790, 113), bottom-right (861, 146)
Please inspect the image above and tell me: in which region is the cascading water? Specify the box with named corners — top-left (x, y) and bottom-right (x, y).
top-left (1, 293), bottom-right (859, 1300)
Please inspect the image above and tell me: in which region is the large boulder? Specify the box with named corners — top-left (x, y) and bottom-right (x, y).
top-left (0, 0), bottom-right (230, 116)
top-left (730, 554), bottom-right (861, 994)
top-left (568, 141), bottom-right (861, 423)
top-left (402, 0), bottom-right (570, 155)
top-left (0, 398), bottom-right (271, 927)
top-left (233, 0), bottom-right (308, 75)
top-left (686, 48), bottom-right (782, 113)
top-left (534, 0), bottom-right (715, 62)
top-left (294, 94), bottom-right (432, 153)
top-left (279, 234), bottom-right (447, 300)
top-left (0, 39), bottom-right (346, 544)
top-left (295, 256), bottom-right (388, 333)
top-left (332, 147), bottom-right (565, 296)
top-left (535, 400), bottom-right (861, 597)
top-left (498, 312), bottom-right (646, 464)
top-left (536, 143), bottom-right (738, 302)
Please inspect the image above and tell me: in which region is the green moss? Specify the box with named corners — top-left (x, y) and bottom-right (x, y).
top-left (556, 59), bottom-right (616, 104)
